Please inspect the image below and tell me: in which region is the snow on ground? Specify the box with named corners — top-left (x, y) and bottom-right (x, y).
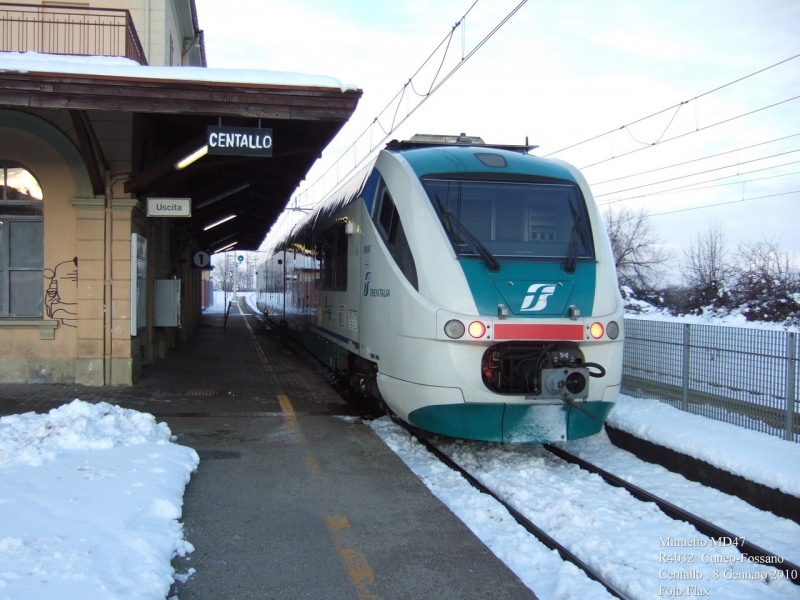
top-left (204, 290), bottom-right (237, 315)
top-left (608, 395), bottom-right (800, 497)
top-left (0, 401), bottom-right (198, 600)
top-left (622, 291), bottom-right (799, 331)
top-left (564, 430), bottom-right (800, 566)
top-left (369, 417), bottom-right (615, 600)
top-left (369, 413), bottom-right (800, 600)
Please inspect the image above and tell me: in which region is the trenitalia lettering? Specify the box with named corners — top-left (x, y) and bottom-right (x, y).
top-left (209, 132), bottom-right (273, 150)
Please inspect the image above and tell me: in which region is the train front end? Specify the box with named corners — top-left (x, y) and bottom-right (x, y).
top-left (376, 136), bottom-right (623, 443)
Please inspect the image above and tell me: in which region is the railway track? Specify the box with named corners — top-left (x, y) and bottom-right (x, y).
top-left (411, 431), bottom-right (631, 600)
top-left (403, 425), bottom-right (799, 600)
top-left (542, 443), bottom-right (800, 587)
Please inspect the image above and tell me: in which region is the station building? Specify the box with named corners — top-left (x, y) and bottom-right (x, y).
top-left (0, 0), bottom-right (361, 384)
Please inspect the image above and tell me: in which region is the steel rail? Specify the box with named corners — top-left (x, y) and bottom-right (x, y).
top-left (406, 429), bottom-right (632, 600)
top-left (543, 444), bottom-right (800, 585)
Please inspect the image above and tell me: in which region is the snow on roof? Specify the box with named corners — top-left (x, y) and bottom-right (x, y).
top-left (0, 51), bottom-right (358, 93)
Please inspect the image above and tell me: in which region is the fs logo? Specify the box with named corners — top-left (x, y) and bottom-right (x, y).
top-left (363, 271), bottom-right (371, 296)
top-left (520, 283), bottom-right (557, 312)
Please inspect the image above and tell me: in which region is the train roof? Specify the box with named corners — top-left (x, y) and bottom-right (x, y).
top-left (386, 133), bottom-right (537, 153)
top-left (391, 143), bottom-right (578, 184)
top-left (270, 157), bottom-right (377, 254)
top-left (270, 135), bottom-right (577, 254)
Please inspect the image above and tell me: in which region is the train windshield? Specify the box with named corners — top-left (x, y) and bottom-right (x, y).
top-left (422, 178), bottom-right (595, 261)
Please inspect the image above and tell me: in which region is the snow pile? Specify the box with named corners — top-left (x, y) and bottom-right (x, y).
top-left (626, 307), bottom-right (798, 331)
top-left (608, 395), bottom-right (800, 497)
top-left (622, 288), bottom-right (799, 331)
top-left (0, 400), bottom-right (172, 466)
top-left (0, 51), bottom-right (358, 93)
top-left (0, 400), bottom-right (199, 600)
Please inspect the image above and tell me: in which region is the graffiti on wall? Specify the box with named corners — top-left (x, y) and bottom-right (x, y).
top-left (44, 257), bottom-right (78, 327)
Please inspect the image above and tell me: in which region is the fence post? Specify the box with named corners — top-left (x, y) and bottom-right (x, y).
top-left (787, 332), bottom-right (797, 442)
top-left (682, 323), bottom-right (691, 411)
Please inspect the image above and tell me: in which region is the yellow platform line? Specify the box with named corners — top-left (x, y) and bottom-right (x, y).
top-left (325, 516), bottom-right (380, 600)
top-left (240, 299), bottom-right (379, 598)
top-left (277, 393), bottom-right (303, 442)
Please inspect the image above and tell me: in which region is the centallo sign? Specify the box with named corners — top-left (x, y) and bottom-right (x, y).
top-left (147, 197), bottom-right (191, 217)
top-left (207, 126), bottom-right (273, 157)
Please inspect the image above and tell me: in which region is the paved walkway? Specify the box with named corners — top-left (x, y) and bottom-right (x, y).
top-left (0, 301), bottom-right (537, 599)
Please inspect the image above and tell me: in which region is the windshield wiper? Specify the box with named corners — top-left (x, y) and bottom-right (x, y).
top-left (435, 194), bottom-right (500, 272)
top-left (565, 198), bottom-right (588, 273)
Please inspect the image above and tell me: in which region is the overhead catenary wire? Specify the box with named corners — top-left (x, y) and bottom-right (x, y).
top-left (589, 132), bottom-right (800, 186)
top-left (265, 21), bottom-right (798, 253)
top-left (647, 189), bottom-right (800, 217)
top-left (579, 94), bottom-right (800, 170)
top-left (593, 147), bottom-right (800, 197)
top-left (289, 0), bottom-right (527, 213)
top-left (598, 167), bottom-right (800, 206)
top-left (623, 101), bottom-right (684, 147)
top-left (543, 51), bottom-right (800, 158)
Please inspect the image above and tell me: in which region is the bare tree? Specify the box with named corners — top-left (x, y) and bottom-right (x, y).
top-left (734, 237), bottom-right (800, 323)
top-left (682, 222), bottom-right (734, 309)
top-left (603, 206), bottom-right (672, 292)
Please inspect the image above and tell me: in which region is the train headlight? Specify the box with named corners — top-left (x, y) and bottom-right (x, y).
top-left (607, 321), bottom-right (620, 340)
top-left (468, 321), bottom-right (486, 338)
top-left (444, 319), bottom-right (465, 339)
top-left (590, 322), bottom-right (604, 339)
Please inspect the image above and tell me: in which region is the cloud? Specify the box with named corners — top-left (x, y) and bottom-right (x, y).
top-left (592, 30), bottom-right (688, 60)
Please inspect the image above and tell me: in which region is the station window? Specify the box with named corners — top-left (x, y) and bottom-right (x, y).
top-left (318, 222), bottom-right (348, 291)
top-left (373, 179), bottom-right (418, 290)
top-left (0, 162), bottom-right (44, 317)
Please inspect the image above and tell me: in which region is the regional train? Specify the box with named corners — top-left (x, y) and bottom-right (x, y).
top-left (255, 134), bottom-right (624, 443)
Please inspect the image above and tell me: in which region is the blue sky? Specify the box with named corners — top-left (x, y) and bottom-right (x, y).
top-left (195, 0), bottom-right (800, 278)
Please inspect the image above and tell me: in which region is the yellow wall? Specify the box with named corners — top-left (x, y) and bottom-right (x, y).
top-left (0, 0), bottom-right (208, 385)
top-left (0, 110), bottom-right (90, 382)
top-left (0, 108), bottom-right (200, 385)
top-left (2, 0), bottom-right (204, 67)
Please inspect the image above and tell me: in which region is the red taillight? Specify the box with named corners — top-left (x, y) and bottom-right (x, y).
top-left (590, 322), bottom-right (604, 339)
top-left (468, 321), bottom-right (486, 338)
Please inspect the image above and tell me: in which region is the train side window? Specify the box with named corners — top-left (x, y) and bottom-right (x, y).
top-left (318, 222), bottom-right (348, 291)
top-left (373, 180), bottom-right (418, 291)
top-left (378, 189), bottom-right (396, 240)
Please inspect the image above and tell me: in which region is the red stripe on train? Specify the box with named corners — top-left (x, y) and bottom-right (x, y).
top-left (493, 323), bottom-right (584, 341)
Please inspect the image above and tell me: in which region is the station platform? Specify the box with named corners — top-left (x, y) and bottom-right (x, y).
top-left (0, 299), bottom-right (537, 599)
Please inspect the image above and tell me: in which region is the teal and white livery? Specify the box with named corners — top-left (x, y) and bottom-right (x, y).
top-left (256, 134), bottom-right (624, 443)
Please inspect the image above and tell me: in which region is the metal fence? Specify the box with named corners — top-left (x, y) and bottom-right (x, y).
top-left (0, 3), bottom-right (147, 65)
top-left (622, 318), bottom-right (799, 442)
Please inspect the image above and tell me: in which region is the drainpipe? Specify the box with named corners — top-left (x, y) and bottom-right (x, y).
top-left (145, 0), bottom-right (151, 62)
top-left (103, 172), bottom-right (130, 385)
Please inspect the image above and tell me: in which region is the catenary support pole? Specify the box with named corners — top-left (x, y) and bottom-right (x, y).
top-left (786, 331), bottom-right (797, 441)
top-left (682, 323), bottom-right (691, 411)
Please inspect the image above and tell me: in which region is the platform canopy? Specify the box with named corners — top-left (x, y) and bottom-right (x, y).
top-left (0, 53), bottom-right (362, 251)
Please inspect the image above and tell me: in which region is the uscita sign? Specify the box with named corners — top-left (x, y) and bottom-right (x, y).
top-left (146, 197), bottom-right (191, 217)
top-left (207, 126), bottom-right (273, 157)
